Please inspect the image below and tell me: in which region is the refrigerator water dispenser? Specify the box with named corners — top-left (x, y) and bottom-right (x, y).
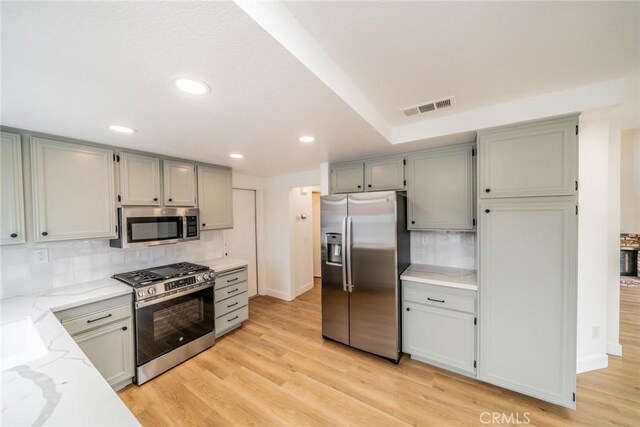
top-left (326, 233), bottom-right (342, 265)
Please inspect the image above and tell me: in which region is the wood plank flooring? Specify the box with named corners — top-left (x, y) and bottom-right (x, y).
top-left (119, 280), bottom-right (640, 426)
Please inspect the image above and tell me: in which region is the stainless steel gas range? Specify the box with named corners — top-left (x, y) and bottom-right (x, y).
top-left (113, 262), bottom-right (215, 385)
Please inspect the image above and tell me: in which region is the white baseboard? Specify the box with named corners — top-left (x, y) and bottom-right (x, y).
top-left (265, 288), bottom-right (293, 301)
top-left (606, 341), bottom-right (623, 357)
top-left (295, 281), bottom-right (314, 297)
top-left (576, 354), bottom-right (608, 374)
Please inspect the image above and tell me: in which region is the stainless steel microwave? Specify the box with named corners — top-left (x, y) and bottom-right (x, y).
top-left (110, 207), bottom-right (200, 249)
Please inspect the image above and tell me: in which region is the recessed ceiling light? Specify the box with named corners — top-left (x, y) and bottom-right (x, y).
top-left (299, 136), bottom-right (315, 143)
top-left (229, 153), bottom-right (244, 159)
top-left (174, 77), bottom-right (210, 95)
top-left (109, 125), bottom-right (136, 134)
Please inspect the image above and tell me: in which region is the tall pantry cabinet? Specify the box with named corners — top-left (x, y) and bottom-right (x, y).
top-left (477, 115), bottom-right (579, 408)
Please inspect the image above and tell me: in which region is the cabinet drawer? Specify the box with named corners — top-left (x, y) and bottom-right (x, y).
top-left (55, 294), bottom-right (132, 322)
top-left (403, 286), bottom-right (475, 314)
top-left (62, 303), bottom-right (132, 336)
top-left (215, 305), bottom-right (248, 333)
top-left (215, 280), bottom-right (248, 302)
top-left (216, 268), bottom-right (248, 289)
top-left (215, 291), bottom-right (248, 318)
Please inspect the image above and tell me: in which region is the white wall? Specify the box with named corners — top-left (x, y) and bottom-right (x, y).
top-left (410, 231), bottom-right (475, 270)
top-left (576, 118), bottom-right (620, 372)
top-left (290, 187), bottom-right (314, 296)
top-left (606, 126), bottom-right (622, 357)
top-left (620, 129), bottom-right (640, 233)
top-left (263, 169), bottom-right (320, 301)
top-left (312, 192), bottom-right (322, 277)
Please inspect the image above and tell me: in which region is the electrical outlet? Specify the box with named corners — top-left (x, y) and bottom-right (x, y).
top-left (592, 325), bottom-right (600, 339)
top-left (33, 248), bottom-right (49, 264)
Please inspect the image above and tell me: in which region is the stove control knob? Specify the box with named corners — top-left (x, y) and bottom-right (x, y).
top-left (137, 290), bottom-right (145, 298)
top-left (148, 287), bottom-right (156, 295)
top-left (196, 274), bottom-right (204, 282)
top-left (204, 272), bottom-right (212, 280)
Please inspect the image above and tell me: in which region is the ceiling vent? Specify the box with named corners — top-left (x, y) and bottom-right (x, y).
top-left (400, 96), bottom-right (455, 118)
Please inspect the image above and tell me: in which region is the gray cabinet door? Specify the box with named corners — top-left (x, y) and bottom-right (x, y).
top-left (478, 116), bottom-right (578, 198)
top-left (31, 137), bottom-right (116, 242)
top-left (73, 317), bottom-right (134, 390)
top-left (330, 161), bottom-right (364, 193)
top-left (478, 196), bottom-right (577, 408)
top-left (197, 166), bottom-right (233, 229)
top-left (403, 301), bottom-right (476, 375)
top-left (364, 156), bottom-right (405, 191)
top-left (407, 143), bottom-right (474, 230)
top-left (119, 152), bottom-right (160, 206)
top-left (0, 132), bottom-right (25, 245)
top-left (163, 159), bottom-right (196, 206)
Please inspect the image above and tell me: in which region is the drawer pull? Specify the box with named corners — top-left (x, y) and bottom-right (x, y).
top-left (227, 316), bottom-right (239, 322)
top-left (227, 288), bottom-right (239, 294)
top-left (227, 302), bottom-right (239, 308)
top-left (227, 277), bottom-right (239, 283)
top-left (427, 298), bottom-right (445, 303)
top-left (87, 313), bottom-right (112, 323)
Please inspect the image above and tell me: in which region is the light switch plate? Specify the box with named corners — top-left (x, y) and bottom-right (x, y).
top-left (33, 248), bottom-right (49, 264)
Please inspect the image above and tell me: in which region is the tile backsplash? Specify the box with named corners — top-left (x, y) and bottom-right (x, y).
top-left (410, 231), bottom-right (476, 270)
top-left (0, 230), bottom-right (224, 299)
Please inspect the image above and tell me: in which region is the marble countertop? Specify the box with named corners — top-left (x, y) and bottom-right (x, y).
top-left (1, 278), bottom-right (139, 426)
top-left (201, 257), bottom-right (248, 273)
top-left (400, 264), bottom-right (478, 291)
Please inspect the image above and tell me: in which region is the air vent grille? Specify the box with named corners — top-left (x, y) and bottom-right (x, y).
top-left (400, 96), bottom-right (455, 118)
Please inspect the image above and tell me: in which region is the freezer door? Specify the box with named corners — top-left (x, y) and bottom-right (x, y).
top-left (348, 191), bottom-right (400, 360)
top-left (321, 195), bottom-right (349, 344)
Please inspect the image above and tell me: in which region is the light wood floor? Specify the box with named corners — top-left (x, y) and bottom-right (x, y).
top-left (119, 281), bottom-right (640, 426)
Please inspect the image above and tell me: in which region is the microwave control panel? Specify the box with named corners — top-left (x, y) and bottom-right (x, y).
top-left (186, 216), bottom-right (198, 237)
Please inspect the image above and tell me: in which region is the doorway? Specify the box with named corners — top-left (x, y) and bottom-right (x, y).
top-left (224, 189), bottom-right (259, 297)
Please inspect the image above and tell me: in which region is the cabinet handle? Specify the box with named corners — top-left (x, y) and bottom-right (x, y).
top-left (406, 307), bottom-right (410, 311)
top-left (227, 288), bottom-right (239, 294)
top-left (227, 316), bottom-right (239, 322)
top-left (357, 185), bottom-right (362, 189)
top-left (153, 197), bottom-right (158, 201)
top-left (122, 326), bottom-right (128, 331)
top-left (227, 277), bottom-right (239, 283)
top-left (227, 302), bottom-right (239, 308)
top-left (202, 223), bottom-right (206, 227)
top-left (10, 233), bottom-right (17, 238)
top-left (427, 297), bottom-right (445, 303)
top-left (168, 198), bottom-right (173, 202)
top-left (411, 221), bottom-right (415, 224)
top-left (485, 209), bottom-right (491, 213)
top-left (41, 231), bottom-right (48, 236)
top-left (87, 313), bottom-right (112, 323)
top-left (367, 184), bottom-right (372, 188)
top-left (485, 188), bottom-right (491, 193)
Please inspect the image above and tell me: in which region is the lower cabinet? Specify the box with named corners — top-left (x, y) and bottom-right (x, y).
top-left (214, 266), bottom-right (249, 338)
top-left (402, 281), bottom-right (477, 377)
top-left (55, 294), bottom-right (134, 391)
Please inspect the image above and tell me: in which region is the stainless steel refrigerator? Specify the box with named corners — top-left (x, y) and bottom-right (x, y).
top-left (321, 191), bottom-right (410, 362)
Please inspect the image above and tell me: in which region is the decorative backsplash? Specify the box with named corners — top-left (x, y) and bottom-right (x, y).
top-left (410, 231), bottom-right (475, 270)
top-left (0, 230), bottom-right (224, 299)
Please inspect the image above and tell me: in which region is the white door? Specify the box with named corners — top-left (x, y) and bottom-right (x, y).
top-left (224, 189), bottom-right (258, 297)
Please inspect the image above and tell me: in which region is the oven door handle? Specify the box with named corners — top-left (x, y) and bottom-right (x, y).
top-left (135, 283), bottom-right (214, 309)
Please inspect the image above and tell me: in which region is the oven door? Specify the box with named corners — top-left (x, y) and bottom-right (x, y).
top-left (135, 284), bottom-right (215, 366)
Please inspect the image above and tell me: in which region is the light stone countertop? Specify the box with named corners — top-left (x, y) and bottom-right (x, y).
top-left (201, 257), bottom-right (248, 273)
top-left (400, 264), bottom-right (478, 291)
top-left (1, 278), bottom-right (139, 427)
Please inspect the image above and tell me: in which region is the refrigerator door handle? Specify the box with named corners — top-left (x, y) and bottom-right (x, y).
top-left (341, 216), bottom-right (348, 292)
top-left (346, 216), bottom-right (353, 292)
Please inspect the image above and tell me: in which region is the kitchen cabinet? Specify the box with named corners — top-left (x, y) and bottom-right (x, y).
top-left (364, 155), bottom-right (405, 191)
top-left (0, 132), bottom-right (25, 245)
top-left (402, 281), bottom-right (476, 377)
top-left (56, 294), bottom-right (134, 391)
top-left (407, 143), bottom-right (475, 230)
top-left (330, 161), bottom-right (364, 194)
top-left (478, 197), bottom-right (577, 408)
top-left (477, 115), bottom-right (578, 198)
top-left (163, 159), bottom-right (196, 206)
top-left (198, 165), bottom-right (233, 230)
top-left (214, 266), bottom-right (249, 338)
top-left (118, 151), bottom-right (160, 205)
top-left (31, 137), bottom-right (116, 242)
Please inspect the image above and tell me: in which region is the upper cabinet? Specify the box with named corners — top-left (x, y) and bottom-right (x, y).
top-left (330, 161), bottom-right (364, 194)
top-left (477, 116), bottom-right (578, 198)
top-left (407, 143), bottom-right (475, 230)
top-left (31, 137), bottom-right (116, 242)
top-left (197, 166), bottom-right (233, 230)
top-left (1, 132), bottom-right (26, 245)
top-left (364, 155), bottom-right (405, 191)
top-left (118, 152), bottom-right (160, 206)
top-left (163, 160), bottom-right (196, 206)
